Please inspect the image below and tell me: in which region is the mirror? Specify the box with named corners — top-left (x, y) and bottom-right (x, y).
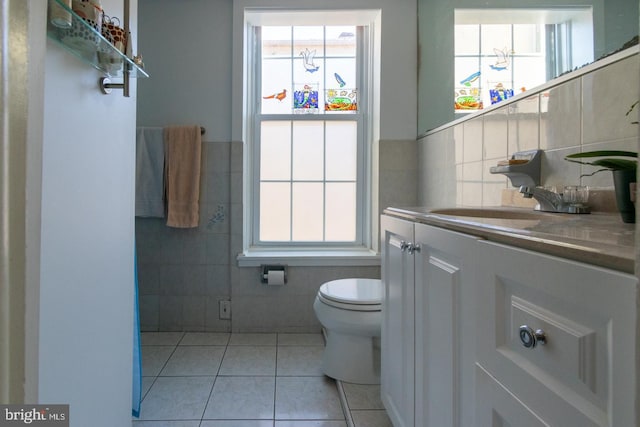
top-left (417, 0), bottom-right (639, 134)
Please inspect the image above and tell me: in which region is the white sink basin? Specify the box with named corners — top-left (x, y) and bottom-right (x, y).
top-left (428, 208), bottom-right (562, 220)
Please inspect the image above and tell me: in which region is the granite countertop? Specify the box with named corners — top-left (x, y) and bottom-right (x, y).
top-left (384, 206), bottom-right (636, 274)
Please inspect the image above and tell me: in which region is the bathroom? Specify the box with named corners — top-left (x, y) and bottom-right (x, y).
top-left (2, 0), bottom-right (638, 426)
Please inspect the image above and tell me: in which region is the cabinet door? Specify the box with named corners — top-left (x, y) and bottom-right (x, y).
top-left (476, 240), bottom-right (638, 427)
top-left (381, 215), bottom-right (415, 427)
top-left (414, 224), bottom-right (479, 427)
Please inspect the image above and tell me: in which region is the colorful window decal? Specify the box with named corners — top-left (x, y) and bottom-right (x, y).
top-left (263, 89), bottom-right (288, 102)
top-left (293, 84), bottom-right (319, 113)
top-left (260, 26), bottom-right (358, 114)
top-left (489, 83), bottom-right (514, 104)
top-left (454, 87), bottom-right (482, 111)
top-left (300, 48), bottom-right (320, 73)
top-left (490, 47), bottom-right (513, 71)
top-left (325, 89), bottom-right (357, 111)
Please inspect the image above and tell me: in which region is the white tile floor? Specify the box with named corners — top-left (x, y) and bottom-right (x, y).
top-left (134, 332), bottom-right (392, 427)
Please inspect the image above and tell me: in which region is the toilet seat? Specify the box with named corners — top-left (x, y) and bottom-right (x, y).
top-left (318, 278), bottom-right (381, 311)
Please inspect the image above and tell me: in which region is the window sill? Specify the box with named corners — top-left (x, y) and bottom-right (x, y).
top-left (237, 248), bottom-right (381, 267)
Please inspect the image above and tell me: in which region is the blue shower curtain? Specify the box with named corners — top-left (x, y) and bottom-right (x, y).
top-left (132, 248), bottom-right (142, 417)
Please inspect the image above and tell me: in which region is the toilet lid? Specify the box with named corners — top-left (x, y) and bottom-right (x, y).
top-left (319, 278), bottom-right (382, 306)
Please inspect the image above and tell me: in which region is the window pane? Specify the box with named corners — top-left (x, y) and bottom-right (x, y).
top-left (261, 121), bottom-right (291, 180)
top-left (481, 24), bottom-right (512, 55)
top-left (325, 183), bottom-right (356, 241)
top-left (292, 183), bottom-right (324, 241)
top-left (513, 24), bottom-right (541, 54)
top-left (326, 121), bottom-right (357, 180)
top-left (512, 57), bottom-right (546, 92)
top-left (454, 25), bottom-right (480, 55)
top-left (292, 122), bottom-right (324, 180)
top-left (262, 58), bottom-right (292, 114)
top-left (294, 26), bottom-right (325, 59)
top-left (326, 26), bottom-right (356, 56)
top-left (325, 57), bottom-right (356, 90)
top-left (260, 183), bottom-right (291, 241)
top-left (262, 26), bottom-right (292, 58)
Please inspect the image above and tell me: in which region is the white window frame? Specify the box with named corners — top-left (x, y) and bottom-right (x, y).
top-left (239, 10), bottom-right (379, 266)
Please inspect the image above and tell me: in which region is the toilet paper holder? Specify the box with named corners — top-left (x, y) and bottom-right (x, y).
top-left (261, 265), bottom-right (287, 285)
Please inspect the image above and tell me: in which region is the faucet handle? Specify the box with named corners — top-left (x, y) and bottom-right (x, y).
top-left (519, 185), bottom-right (534, 198)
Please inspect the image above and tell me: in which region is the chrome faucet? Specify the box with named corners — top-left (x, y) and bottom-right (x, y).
top-left (519, 186), bottom-right (590, 214)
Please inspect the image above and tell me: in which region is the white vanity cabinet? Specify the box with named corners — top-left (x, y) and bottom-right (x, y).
top-left (381, 215), bottom-right (479, 427)
top-left (381, 212), bottom-right (638, 427)
top-left (474, 240), bottom-right (638, 427)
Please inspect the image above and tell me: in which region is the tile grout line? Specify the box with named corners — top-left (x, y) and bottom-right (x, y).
top-left (155, 332), bottom-right (183, 377)
top-left (273, 332), bottom-right (279, 422)
top-left (335, 379), bottom-right (355, 427)
top-left (199, 333), bottom-right (230, 423)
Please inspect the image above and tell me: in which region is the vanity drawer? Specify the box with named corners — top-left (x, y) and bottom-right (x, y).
top-left (475, 240), bottom-right (637, 427)
top-left (475, 364), bottom-right (548, 427)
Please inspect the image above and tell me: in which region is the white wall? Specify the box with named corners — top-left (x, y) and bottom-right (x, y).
top-left (27, 0), bottom-right (138, 425)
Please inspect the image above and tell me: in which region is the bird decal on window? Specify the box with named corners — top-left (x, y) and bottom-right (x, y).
top-left (263, 89), bottom-right (287, 101)
top-left (490, 47), bottom-right (513, 71)
top-left (300, 48), bottom-right (320, 73)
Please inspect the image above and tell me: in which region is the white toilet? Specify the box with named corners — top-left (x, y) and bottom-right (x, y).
top-left (313, 278), bottom-right (382, 384)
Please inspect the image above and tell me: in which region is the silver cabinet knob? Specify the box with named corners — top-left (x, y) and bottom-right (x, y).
top-left (407, 243), bottom-right (421, 254)
top-left (519, 325), bottom-right (546, 348)
top-left (400, 241), bottom-right (409, 252)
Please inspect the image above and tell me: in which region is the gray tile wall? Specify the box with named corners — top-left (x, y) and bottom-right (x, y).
top-left (137, 141), bottom-right (233, 332)
top-left (230, 266), bottom-right (380, 333)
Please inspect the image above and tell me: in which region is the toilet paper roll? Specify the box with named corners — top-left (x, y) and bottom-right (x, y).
top-left (267, 270), bottom-right (285, 286)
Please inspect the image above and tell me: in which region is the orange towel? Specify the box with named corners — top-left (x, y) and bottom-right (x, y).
top-left (164, 125), bottom-right (202, 228)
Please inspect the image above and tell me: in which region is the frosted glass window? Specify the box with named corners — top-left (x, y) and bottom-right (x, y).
top-left (261, 121), bottom-right (291, 180)
top-left (260, 183), bottom-right (291, 241)
top-left (325, 183), bottom-right (356, 241)
top-left (292, 122), bottom-right (324, 180)
top-left (292, 183), bottom-right (324, 240)
top-left (259, 120), bottom-right (359, 242)
top-left (252, 21), bottom-right (367, 246)
top-left (326, 121), bottom-right (357, 181)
